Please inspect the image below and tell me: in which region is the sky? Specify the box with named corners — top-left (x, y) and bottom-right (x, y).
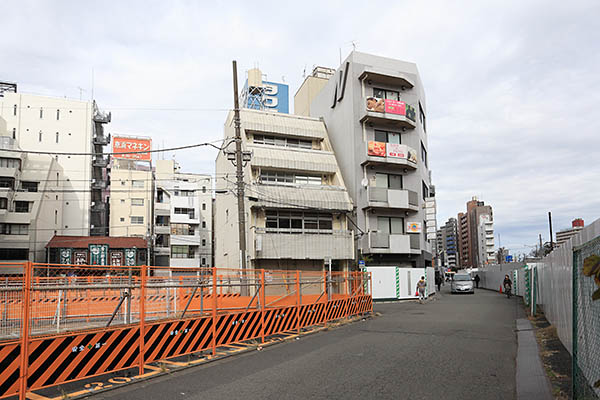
top-left (2, 0), bottom-right (599, 256)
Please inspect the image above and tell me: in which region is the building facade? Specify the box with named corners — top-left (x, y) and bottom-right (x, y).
top-left (301, 51), bottom-right (434, 268)
top-left (153, 160), bottom-right (212, 270)
top-left (556, 218), bottom-right (585, 247)
top-left (439, 218), bottom-right (459, 270)
top-left (0, 85), bottom-right (111, 236)
top-left (0, 120), bottom-right (63, 264)
top-left (457, 197), bottom-right (494, 268)
top-left (215, 109), bottom-right (354, 272)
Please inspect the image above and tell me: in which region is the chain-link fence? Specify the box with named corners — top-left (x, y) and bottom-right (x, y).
top-left (573, 235), bottom-right (600, 399)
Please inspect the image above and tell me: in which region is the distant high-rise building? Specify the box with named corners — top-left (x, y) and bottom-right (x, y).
top-left (556, 218), bottom-right (585, 247)
top-left (457, 197), bottom-right (494, 268)
top-left (437, 218), bottom-right (458, 270)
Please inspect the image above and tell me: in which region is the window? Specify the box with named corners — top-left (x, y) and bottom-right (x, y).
top-left (121, 181), bottom-right (126, 186)
top-left (202, 203), bottom-right (206, 210)
top-left (419, 102), bottom-right (426, 133)
top-left (20, 181), bottom-right (38, 192)
top-left (174, 208), bottom-right (195, 219)
top-left (170, 223), bottom-right (195, 235)
top-left (55, 132), bottom-right (59, 143)
top-left (202, 186), bottom-right (206, 193)
top-left (374, 130), bottom-right (400, 144)
top-left (39, 108), bottom-right (43, 119)
top-left (373, 88), bottom-right (400, 100)
top-left (202, 221), bottom-right (206, 229)
top-left (260, 170), bottom-right (323, 186)
top-left (56, 109), bottom-right (60, 120)
top-left (265, 210), bottom-right (333, 233)
top-left (253, 134), bottom-right (312, 149)
top-left (130, 216), bottom-right (144, 224)
top-left (177, 190), bottom-right (194, 197)
top-left (377, 217), bottom-right (404, 234)
top-left (13, 104), bottom-right (17, 116)
top-left (375, 173), bottom-right (402, 189)
top-left (202, 239), bottom-right (206, 246)
top-left (171, 245), bottom-right (189, 259)
top-left (0, 223), bottom-right (29, 235)
top-left (0, 158), bottom-right (20, 169)
top-left (38, 131), bottom-right (42, 142)
top-left (120, 199), bottom-right (125, 204)
top-left (0, 178), bottom-right (14, 189)
top-left (14, 201), bottom-right (30, 213)
top-left (0, 198), bottom-right (7, 209)
top-left (56, 172), bottom-right (59, 185)
top-left (201, 257), bottom-right (206, 266)
top-left (422, 181), bottom-right (429, 201)
top-left (54, 210), bottom-right (57, 224)
top-left (0, 248), bottom-right (28, 260)
top-left (131, 180), bottom-right (144, 188)
top-left (12, 128), bottom-right (15, 139)
top-left (131, 198), bottom-right (144, 206)
top-left (421, 142), bottom-right (428, 168)
top-left (120, 217), bottom-right (125, 222)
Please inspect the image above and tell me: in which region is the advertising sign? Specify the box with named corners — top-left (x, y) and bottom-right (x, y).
top-left (112, 137), bottom-right (152, 161)
top-left (407, 147), bottom-right (418, 164)
top-left (263, 81), bottom-right (289, 114)
top-left (125, 249), bottom-right (137, 266)
top-left (74, 251), bottom-right (87, 265)
top-left (59, 248), bottom-right (72, 264)
top-left (386, 143), bottom-right (407, 159)
top-left (110, 251), bottom-right (123, 266)
top-left (366, 97), bottom-right (385, 113)
top-left (367, 141), bottom-right (386, 157)
top-left (406, 104), bottom-right (416, 122)
top-left (384, 99), bottom-right (406, 115)
top-left (406, 222), bottom-right (422, 233)
top-left (89, 244), bottom-right (109, 266)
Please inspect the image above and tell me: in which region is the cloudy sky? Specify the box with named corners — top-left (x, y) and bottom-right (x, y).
top-left (3, 0), bottom-right (599, 255)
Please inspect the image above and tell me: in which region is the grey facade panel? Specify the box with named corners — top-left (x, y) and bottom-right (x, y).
top-left (250, 184), bottom-right (353, 211)
top-left (250, 145), bottom-right (338, 174)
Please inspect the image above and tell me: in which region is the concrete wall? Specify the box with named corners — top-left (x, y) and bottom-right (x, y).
top-left (368, 266), bottom-right (435, 300)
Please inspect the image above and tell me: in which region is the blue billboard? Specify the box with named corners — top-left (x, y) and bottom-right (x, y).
top-left (244, 80), bottom-right (289, 114)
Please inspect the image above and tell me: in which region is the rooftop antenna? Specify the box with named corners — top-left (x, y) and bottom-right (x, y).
top-left (77, 87), bottom-right (85, 100)
top-left (302, 65), bottom-right (307, 79)
top-left (351, 40), bottom-right (357, 51)
top-left (91, 67), bottom-right (95, 101)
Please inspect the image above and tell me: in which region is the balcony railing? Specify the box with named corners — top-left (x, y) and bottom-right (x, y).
top-left (92, 156), bottom-right (109, 168)
top-left (363, 232), bottom-right (421, 254)
top-left (254, 228), bottom-right (353, 260)
top-left (366, 187), bottom-right (419, 211)
top-left (360, 97), bottom-right (416, 129)
top-left (93, 133), bottom-right (110, 146)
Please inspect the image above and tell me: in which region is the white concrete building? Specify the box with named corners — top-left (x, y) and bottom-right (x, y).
top-left (0, 117), bottom-right (63, 264)
top-left (153, 160), bottom-right (212, 270)
top-left (214, 109), bottom-right (354, 272)
top-left (0, 84), bottom-right (110, 236)
top-left (476, 214), bottom-right (495, 266)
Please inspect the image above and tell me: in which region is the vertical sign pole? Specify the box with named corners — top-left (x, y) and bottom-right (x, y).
top-left (296, 270), bottom-right (300, 334)
top-left (138, 265), bottom-right (147, 375)
top-left (260, 269), bottom-right (265, 344)
top-left (212, 267), bottom-right (217, 356)
top-left (19, 262), bottom-right (32, 400)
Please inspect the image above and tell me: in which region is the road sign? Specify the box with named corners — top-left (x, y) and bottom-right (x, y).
top-left (506, 255), bottom-right (513, 263)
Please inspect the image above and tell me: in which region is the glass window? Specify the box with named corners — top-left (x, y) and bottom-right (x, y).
top-left (131, 180), bottom-right (144, 188)
top-left (421, 142), bottom-right (428, 168)
top-left (130, 216), bottom-right (144, 224)
top-left (12, 128), bottom-right (15, 139)
top-left (375, 173), bottom-right (388, 188)
top-left (388, 132), bottom-right (400, 144)
top-left (390, 217), bottom-right (404, 234)
top-left (56, 109), bottom-right (60, 120)
top-left (202, 221), bottom-right (206, 228)
top-left (131, 198), bottom-right (144, 206)
top-left (20, 182), bottom-right (38, 192)
top-left (202, 203), bottom-right (206, 210)
top-left (0, 198), bottom-right (7, 209)
top-left (422, 181), bottom-right (429, 200)
top-left (202, 239), bottom-right (206, 246)
top-left (386, 91), bottom-right (399, 101)
top-left (13, 104), bottom-right (17, 116)
top-left (389, 174), bottom-right (403, 189)
top-left (171, 245), bottom-right (189, 258)
top-left (14, 201), bottom-right (29, 213)
top-left (377, 217), bottom-right (390, 234)
top-left (38, 131), bottom-right (42, 142)
top-left (373, 88), bottom-right (386, 98)
top-left (39, 108), bottom-right (43, 119)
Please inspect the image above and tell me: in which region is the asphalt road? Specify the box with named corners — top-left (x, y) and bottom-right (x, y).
top-left (93, 286), bottom-right (520, 400)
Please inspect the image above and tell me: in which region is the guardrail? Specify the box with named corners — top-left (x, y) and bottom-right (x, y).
top-left (0, 262), bottom-right (372, 399)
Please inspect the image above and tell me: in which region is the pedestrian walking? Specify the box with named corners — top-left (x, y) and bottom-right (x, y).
top-left (474, 274), bottom-right (480, 289)
top-left (435, 274), bottom-right (442, 292)
top-left (416, 276), bottom-right (427, 303)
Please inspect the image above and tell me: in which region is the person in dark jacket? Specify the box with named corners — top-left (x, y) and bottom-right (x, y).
top-left (435, 275), bottom-right (442, 292)
top-left (474, 274), bottom-right (480, 289)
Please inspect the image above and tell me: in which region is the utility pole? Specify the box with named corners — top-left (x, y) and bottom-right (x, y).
top-left (232, 60), bottom-right (248, 296)
top-left (539, 234), bottom-right (543, 257)
top-left (548, 212), bottom-right (554, 251)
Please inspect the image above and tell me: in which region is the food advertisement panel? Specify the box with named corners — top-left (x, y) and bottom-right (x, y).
top-left (406, 222), bottom-right (422, 233)
top-left (367, 141), bottom-right (386, 157)
top-left (366, 97), bottom-right (385, 113)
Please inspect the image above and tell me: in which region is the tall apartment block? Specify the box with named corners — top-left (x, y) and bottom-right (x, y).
top-left (298, 52), bottom-right (435, 268)
top-left (0, 117), bottom-right (63, 264)
top-left (556, 218), bottom-right (585, 247)
top-left (215, 109), bottom-right (354, 272)
top-left (438, 218), bottom-right (459, 270)
top-left (153, 160), bottom-right (212, 271)
top-left (0, 82), bottom-right (111, 237)
top-left (457, 197), bottom-right (494, 268)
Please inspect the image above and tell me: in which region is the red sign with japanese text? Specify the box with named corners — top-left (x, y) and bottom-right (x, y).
top-left (384, 99), bottom-right (406, 115)
top-left (112, 137), bottom-right (152, 160)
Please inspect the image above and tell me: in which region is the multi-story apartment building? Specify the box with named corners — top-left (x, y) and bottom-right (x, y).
top-left (109, 159), bottom-right (153, 238)
top-left (0, 119), bottom-right (63, 264)
top-left (215, 109), bottom-right (354, 272)
top-left (438, 218), bottom-right (459, 270)
top-left (298, 51), bottom-right (434, 268)
top-left (153, 160), bottom-right (212, 270)
top-left (457, 197), bottom-right (494, 268)
top-left (556, 218), bottom-right (585, 247)
top-left (0, 83), bottom-right (111, 236)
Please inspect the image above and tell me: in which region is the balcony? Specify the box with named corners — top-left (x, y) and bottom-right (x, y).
top-left (358, 68), bottom-right (414, 90)
top-left (92, 156), bottom-right (109, 168)
top-left (155, 225), bottom-right (170, 234)
top-left (153, 246), bottom-right (170, 256)
top-left (365, 187), bottom-right (419, 211)
top-left (254, 229), bottom-right (353, 260)
top-left (362, 232), bottom-right (421, 255)
top-left (155, 202), bottom-right (171, 215)
top-left (91, 202), bottom-right (106, 212)
top-left (362, 142), bottom-right (418, 170)
top-left (93, 133), bottom-right (110, 146)
top-left (91, 180), bottom-right (107, 190)
top-left (93, 110), bottom-right (111, 124)
top-left (360, 97), bottom-right (416, 129)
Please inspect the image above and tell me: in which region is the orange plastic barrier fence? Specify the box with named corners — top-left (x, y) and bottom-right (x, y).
top-left (0, 263), bottom-right (372, 399)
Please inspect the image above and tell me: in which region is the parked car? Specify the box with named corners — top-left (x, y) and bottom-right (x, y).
top-left (451, 274), bottom-right (474, 294)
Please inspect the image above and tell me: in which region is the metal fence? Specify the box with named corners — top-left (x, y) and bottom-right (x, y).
top-left (573, 236), bottom-right (600, 399)
top-left (0, 263), bottom-right (372, 400)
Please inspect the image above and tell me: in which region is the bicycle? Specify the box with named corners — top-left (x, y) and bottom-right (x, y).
top-left (504, 284), bottom-right (512, 299)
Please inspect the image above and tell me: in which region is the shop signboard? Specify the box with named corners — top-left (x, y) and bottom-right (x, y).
top-left (59, 248), bottom-right (72, 264)
top-left (112, 137), bottom-right (152, 161)
top-left (386, 143), bottom-right (407, 159)
top-left (406, 222), bottom-right (422, 233)
top-left (367, 141), bottom-right (386, 157)
top-left (110, 251), bottom-right (123, 266)
top-left (89, 244), bottom-right (109, 265)
top-left (74, 251), bottom-right (87, 265)
top-left (125, 248), bottom-right (137, 266)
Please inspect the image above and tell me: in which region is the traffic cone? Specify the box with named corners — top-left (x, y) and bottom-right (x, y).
top-left (499, 285), bottom-right (503, 293)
